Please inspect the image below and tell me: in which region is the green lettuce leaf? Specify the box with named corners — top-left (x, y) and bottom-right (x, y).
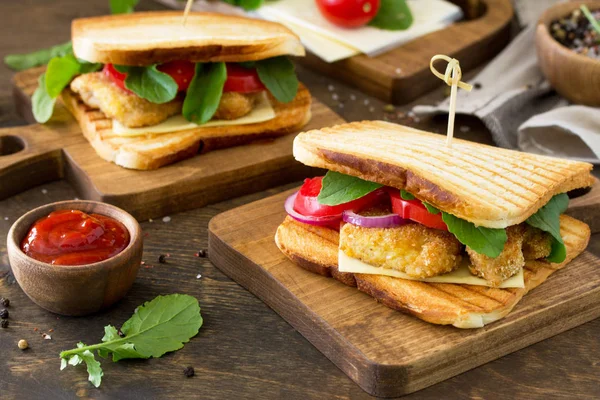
top-left (256, 56), bottom-right (299, 103)
top-left (368, 0), bottom-right (413, 31)
top-left (59, 294), bottom-right (203, 387)
top-left (4, 41), bottom-right (73, 71)
top-left (183, 62), bottom-right (227, 124)
top-left (526, 193), bottom-right (569, 263)
top-left (317, 171), bottom-right (383, 206)
top-left (114, 64), bottom-right (179, 104)
top-left (441, 212), bottom-right (508, 258)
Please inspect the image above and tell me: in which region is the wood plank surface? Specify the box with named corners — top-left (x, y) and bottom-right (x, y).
top-left (208, 189), bottom-right (600, 397)
top-left (4, 68), bottom-right (341, 221)
top-left (300, 0), bottom-right (514, 104)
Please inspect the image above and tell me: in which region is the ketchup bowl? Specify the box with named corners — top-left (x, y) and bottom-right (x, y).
top-left (7, 200), bottom-right (143, 316)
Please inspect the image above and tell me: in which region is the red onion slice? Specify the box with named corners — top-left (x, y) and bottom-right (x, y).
top-left (284, 192), bottom-right (342, 227)
top-left (342, 210), bottom-right (409, 228)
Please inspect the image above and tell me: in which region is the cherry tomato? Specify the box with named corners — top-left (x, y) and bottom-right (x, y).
top-left (389, 190), bottom-right (448, 231)
top-left (156, 60), bottom-right (195, 91)
top-left (223, 64), bottom-right (266, 93)
top-left (103, 64), bottom-right (129, 92)
top-left (316, 0), bottom-right (380, 28)
top-left (294, 176), bottom-right (386, 217)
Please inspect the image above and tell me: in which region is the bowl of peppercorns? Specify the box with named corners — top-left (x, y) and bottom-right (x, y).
top-left (536, 2), bottom-right (600, 106)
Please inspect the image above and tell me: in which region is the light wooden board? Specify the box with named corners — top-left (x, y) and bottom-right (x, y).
top-left (300, 0), bottom-right (514, 104)
top-left (208, 189), bottom-right (600, 397)
top-left (2, 67), bottom-right (341, 220)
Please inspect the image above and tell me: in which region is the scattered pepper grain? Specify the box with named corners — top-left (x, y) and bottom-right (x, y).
top-left (0, 298), bottom-right (9, 307)
top-left (0, 309), bottom-right (8, 319)
top-left (1, 320), bottom-right (9, 328)
top-left (183, 366), bottom-right (195, 377)
top-left (158, 254), bottom-right (167, 264)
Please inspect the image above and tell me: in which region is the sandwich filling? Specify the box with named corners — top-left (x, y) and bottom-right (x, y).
top-left (285, 171), bottom-right (568, 288)
top-left (34, 55), bottom-right (300, 131)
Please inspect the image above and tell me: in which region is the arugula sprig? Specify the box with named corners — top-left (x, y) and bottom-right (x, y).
top-left (525, 193), bottom-right (568, 263)
top-left (4, 42), bottom-right (73, 72)
top-left (183, 62), bottom-right (227, 124)
top-left (368, 0), bottom-right (413, 31)
top-left (114, 65), bottom-right (179, 104)
top-left (317, 171), bottom-right (383, 205)
top-left (32, 55), bottom-right (101, 123)
top-left (60, 294), bottom-right (203, 388)
top-left (220, 0), bottom-right (265, 11)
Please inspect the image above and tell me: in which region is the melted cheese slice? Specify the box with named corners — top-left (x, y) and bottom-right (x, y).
top-left (112, 92), bottom-right (276, 137)
top-left (338, 251), bottom-right (525, 288)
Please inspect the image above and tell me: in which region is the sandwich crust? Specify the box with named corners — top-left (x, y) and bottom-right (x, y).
top-left (61, 83), bottom-right (312, 170)
top-left (72, 11), bottom-right (305, 65)
top-left (293, 121), bottom-right (595, 228)
top-left (275, 215), bottom-right (590, 328)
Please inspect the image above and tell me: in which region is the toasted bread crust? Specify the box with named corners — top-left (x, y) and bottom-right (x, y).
top-left (61, 84), bottom-right (311, 170)
top-left (274, 215), bottom-right (590, 328)
top-left (72, 11), bottom-right (304, 65)
top-left (293, 121), bottom-right (595, 228)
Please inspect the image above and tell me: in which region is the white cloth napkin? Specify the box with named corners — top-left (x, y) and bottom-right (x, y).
top-left (413, 0), bottom-right (600, 163)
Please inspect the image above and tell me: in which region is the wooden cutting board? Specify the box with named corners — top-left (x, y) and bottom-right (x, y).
top-left (208, 189), bottom-right (600, 397)
top-left (2, 67), bottom-right (341, 221)
top-left (300, 0), bottom-right (514, 104)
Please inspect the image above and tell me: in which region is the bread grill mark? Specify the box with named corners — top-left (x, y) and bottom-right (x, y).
top-left (318, 149), bottom-right (460, 211)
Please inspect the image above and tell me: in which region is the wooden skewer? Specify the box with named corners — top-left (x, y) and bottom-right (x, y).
top-left (429, 55), bottom-right (473, 148)
top-left (183, 0), bottom-right (194, 26)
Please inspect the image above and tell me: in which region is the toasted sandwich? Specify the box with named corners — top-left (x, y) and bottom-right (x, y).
top-left (37, 11), bottom-right (311, 170)
top-left (275, 121), bottom-right (594, 328)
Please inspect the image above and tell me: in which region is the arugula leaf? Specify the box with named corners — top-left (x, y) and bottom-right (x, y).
top-left (4, 41), bottom-right (73, 71)
top-left (45, 54), bottom-right (82, 97)
top-left (317, 171), bottom-right (383, 206)
top-left (400, 190), bottom-right (415, 200)
top-left (526, 193), bottom-right (569, 263)
top-left (110, 0), bottom-right (140, 14)
top-left (256, 57), bottom-right (299, 103)
top-left (183, 62), bottom-right (227, 124)
top-left (32, 74), bottom-right (57, 124)
top-left (31, 56), bottom-right (101, 123)
top-left (442, 212), bottom-right (507, 258)
top-left (368, 0), bottom-right (414, 31)
top-left (423, 202), bottom-right (441, 215)
top-left (59, 294), bottom-right (203, 387)
top-left (115, 65), bottom-right (178, 104)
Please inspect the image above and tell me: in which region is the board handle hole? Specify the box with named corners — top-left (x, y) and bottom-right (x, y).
top-left (0, 135), bottom-right (25, 156)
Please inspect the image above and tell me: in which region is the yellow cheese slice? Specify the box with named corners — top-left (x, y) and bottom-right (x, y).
top-left (112, 92), bottom-right (276, 137)
top-left (338, 250), bottom-right (525, 288)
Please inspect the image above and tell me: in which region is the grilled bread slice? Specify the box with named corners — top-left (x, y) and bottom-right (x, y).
top-left (72, 11), bottom-right (304, 65)
top-left (275, 215), bottom-right (591, 328)
top-left (293, 121), bottom-right (594, 229)
top-left (61, 84), bottom-right (311, 170)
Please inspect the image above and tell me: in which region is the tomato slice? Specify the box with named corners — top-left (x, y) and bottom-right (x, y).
top-left (223, 64), bottom-right (266, 93)
top-left (103, 64), bottom-right (129, 92)
top-left (316, 0), bottom-right (381, 28)
top-left (294, 176), bottom-right (386, 217)
top-left (389, 190), bottom-right (448, 230)
top-left (156, 60), bottom-right (195, 91)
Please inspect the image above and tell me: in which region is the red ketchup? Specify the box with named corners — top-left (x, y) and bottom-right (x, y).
top-left (20, 210), bottom-right (130, 266)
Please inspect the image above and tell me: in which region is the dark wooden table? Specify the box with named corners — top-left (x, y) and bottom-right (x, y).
top-left (1, 1), bottom-right (598, 399)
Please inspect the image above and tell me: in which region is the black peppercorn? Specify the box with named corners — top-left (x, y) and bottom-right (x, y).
top-left (197, 249), bottom-right (207, 258)
top-left (1, 319), bottom-right (8, 328)
top-left (473, 82), bottom-right (482, 90)
top-left (183, 366), bottom-right (195, 377)
top-left (0, 309), bottom-right (8, 319)
top-left (0, 298), bottom-right (9, 307)
top-left (158, 254), bottom-right (167, 264)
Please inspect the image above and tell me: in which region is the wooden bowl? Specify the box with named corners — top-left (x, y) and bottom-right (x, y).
top-left (536, 1), bottom-right (600, 106)
top-left (7, 200), bottom-right (143, 316)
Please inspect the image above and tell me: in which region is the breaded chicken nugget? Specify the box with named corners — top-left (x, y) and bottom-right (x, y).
top-left (340, 222), bottom-right (463, 278)
top-left (213, 92), bottom-right (259, 120)
top-left (467, 225), bottom-right (525, 287)
top-left (70, 72), bottom-right (182, 128)
top-left (523, 225), bottom-right (552, 260)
